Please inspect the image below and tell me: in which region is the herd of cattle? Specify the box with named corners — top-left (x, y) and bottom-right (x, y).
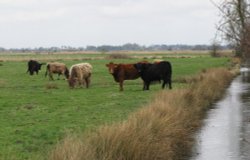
top-left (27, 59), bottom-right (172, 91)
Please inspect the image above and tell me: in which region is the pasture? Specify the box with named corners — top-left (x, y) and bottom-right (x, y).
top-left (0, 53), bottom-right (230, 159)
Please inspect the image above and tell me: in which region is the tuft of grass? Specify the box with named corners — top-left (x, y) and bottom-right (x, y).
top-left (0, 79), bottom-right (6, 87)
top-left (49, 68), bottom-right (236, 160)
top-left (45, 83), bottom-right (59, 89)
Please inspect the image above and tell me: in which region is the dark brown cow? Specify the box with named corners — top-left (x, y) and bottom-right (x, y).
top-left (106, 62), bottom-right (141, 91)
top-left (134, 61), bottom-right (172, 90)
top-left (27, 60), bottom-right (44, 75)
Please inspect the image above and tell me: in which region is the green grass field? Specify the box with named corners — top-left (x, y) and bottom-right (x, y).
top-left (0, 55), bottom-right (230, 159)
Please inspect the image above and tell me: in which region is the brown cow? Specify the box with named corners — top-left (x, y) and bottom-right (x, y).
top-left (45, 62), bottom-right (69, 80)
top-left (106, 62), bottom-right (142, 91)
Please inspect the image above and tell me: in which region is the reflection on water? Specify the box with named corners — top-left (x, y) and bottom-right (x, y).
top-left (191, 68), bottom-right (250, 160)
top-left (240, 68), bottom-right (250, 160)
top-left (241, 68), bottom-right (250, 82)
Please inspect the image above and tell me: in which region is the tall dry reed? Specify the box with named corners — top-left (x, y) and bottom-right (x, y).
top-left (49, 68), bottom-right (236, 160)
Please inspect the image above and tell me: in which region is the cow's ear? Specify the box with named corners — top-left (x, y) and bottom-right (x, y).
top-left (106, 62), bottom-right (114, 67)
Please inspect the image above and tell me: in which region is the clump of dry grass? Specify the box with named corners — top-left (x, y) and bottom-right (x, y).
top-left (0, 79), bottom-right (6, 87)
top-left (174, 74), bottom-right (204, 84)
top-left (106, 53), bottom-right (131, 59)
top-left (50, 134), bottom-right (86, 160)
top-left (49, 68), bottom-right (236, 160)
top-left (45, 83), bottom-right (58, 89)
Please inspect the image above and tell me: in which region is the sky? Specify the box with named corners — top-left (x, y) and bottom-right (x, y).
top-left (0, 0), bottom-right (221, 48)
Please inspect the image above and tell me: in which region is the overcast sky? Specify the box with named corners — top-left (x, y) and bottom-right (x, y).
top-left (0, 0), bottom-right (221, 48)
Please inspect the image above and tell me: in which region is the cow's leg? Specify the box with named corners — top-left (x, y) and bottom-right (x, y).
top-left (87, 74), bottom-right (91, 88)
top-left (57, 73), bottom-right (61, 80)
top-left (143, 81), bottom-right (146, 90)
top-left (78, 78), bottom-right (81, 86)
top-left (162, 79), bottom-right (172, 89)
top-left (166, 75), bottom-right (172, 89)
top-left (146, 82), bottom-right (150, 90)
top-left (119, 80), bottom-right (124, 91)
top-left (78, 77), bottom-right (83, 87)
top-left (169, 79), bottom-right (172, 89)
top-left (85, 77), bottom-right (90, 88)
top-left (162, 81), bottom-right (166, 89)
top-left (162, 78), bottom-right (168, 89)
top-left (144, 82), bottom-right (150, 90)
top-left (85, 79), bottom-right (88, 88)
top-left (63, 71), bottom-right (68, 80)
top-left (88, 77), bottom-right (91, 88)
top-left (49, 73), bottom-right (54, 80)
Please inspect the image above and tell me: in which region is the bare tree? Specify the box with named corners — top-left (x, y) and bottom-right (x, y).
top-left (211, 0), bottom-right (250, 59)
top-left (210, 40), bottom-right (221, 57)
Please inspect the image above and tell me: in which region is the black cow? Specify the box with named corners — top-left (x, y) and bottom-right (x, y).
top-left (134, 61), bottom-right (172, 90)
top-left (27, 60), bottom-right (44, 75)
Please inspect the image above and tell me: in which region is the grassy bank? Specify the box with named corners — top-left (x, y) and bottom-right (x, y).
top-left (49, 68), bottom-right (236, 160)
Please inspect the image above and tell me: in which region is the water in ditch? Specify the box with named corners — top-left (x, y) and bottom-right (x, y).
top-left (191, 68), bottom-right (250, 160)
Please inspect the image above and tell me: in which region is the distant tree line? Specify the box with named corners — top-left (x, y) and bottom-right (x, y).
top-left (0, 43), bottom-right (232, 53)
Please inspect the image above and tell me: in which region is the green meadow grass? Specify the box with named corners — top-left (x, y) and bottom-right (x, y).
top-left (0, 56), bottom-right (229, 159)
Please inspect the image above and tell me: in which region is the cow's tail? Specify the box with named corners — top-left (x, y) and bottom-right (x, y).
top-left (45, 64), bottom-right (50, 77)
top-left (168, 62), bottom-right (172, 89)
top-left (166, 62), bottom-right (172, 80)
top-left (169, 62), bottom-right (172, 76)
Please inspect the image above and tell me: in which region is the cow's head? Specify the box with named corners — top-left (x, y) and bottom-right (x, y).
top-left (39, 63), bottom-right (46, 69)
top-left (68, 77), bottom-right (77, 88)
top-left (37, 63), bottom-right (43, 70)
top-left (134, 63), bottom-right (151, 73)
top-left (106, 62), bottom-right (118, 74)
